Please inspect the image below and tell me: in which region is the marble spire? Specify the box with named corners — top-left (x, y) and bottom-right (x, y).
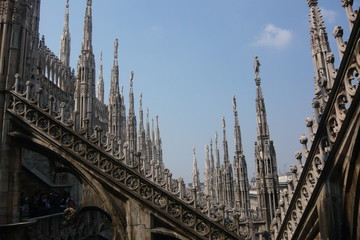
top-left (222, 117), bottom-right (233, 207)
top-left (127, 71), bottom-right (137, 153)
top-left (204, 144), bottom-right (211, 197)
top-left (155, 115), bottom-right (164, 174)
top-left (97, 51), bottom-right (104, 104)
top-left (152, 118), bottom-right (155, 145)
top-left (138, 93), bottom-right (146, 155)
top-left (192, 147), bottom-right (200, 190)
top-left (307, 0), bottom-right (336, 125)
top-left (253, 57), bottom-right (279, 229)
top-left (145, 109), bottom-right (153, 163)
top-left (109, 39), bottom-right (120, 99)
top-left (232, 95), bottom-right (250, 214)
top-left (222, 117), bottom-right (230, 164)
top-left (75, 0), bottom-right (96, 130)
top-left (215, 131), bottom-right (223, 204)
top-left (120, 85), bottom-right (127, 143)
top-left (60, 0), bottom-right (71, 67)
top-left (233, 95), bottom-right (243, 154)
top-left (209, 139), bottom-right (216, 200)
top-left (108, 39), bottom-right (123, 139)
top-left (82, 0), bottom-right (93, 52)
top-left (155, 115), bottom-right (161, 146)
top-left (255, 59), bottom-right (269, 141)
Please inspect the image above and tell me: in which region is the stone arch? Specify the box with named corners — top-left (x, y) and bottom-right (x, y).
top-left (20, 147), bottom-right (83, 219)
top-left (12, 131), bottom-right (127, 239)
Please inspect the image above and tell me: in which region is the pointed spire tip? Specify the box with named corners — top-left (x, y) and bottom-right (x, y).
top-left (114, 39), bottom-right (119, 60)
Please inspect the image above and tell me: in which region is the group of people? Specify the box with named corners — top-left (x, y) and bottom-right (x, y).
top-left (20, 191), bottom-right (76, 218)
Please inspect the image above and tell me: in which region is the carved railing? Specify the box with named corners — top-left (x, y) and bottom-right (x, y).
top-left (37, 36), bottom-right (75, 94)
top-left (273, 2), bottom-right (360, 239)
top-left (0, 207), bottom-right (112, 240)
top-left (6, 86), bottom-right (243, 239)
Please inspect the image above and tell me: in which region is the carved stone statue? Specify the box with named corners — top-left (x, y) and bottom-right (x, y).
top-left (254, 56), bottom-right (261, 78)
top-left (232, 95), bottom-right (237, 111)
top-left (130, 71), bottom-right (134, 87)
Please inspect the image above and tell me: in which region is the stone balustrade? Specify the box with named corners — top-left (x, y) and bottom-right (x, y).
top-left (7, 81), bottom-right (244, 239)
top-left (273, 2), bottom-right (360, 238)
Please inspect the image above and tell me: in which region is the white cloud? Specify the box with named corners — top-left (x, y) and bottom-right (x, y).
top-left (320, 7), bottom-right (337, 24)
top-left (255, 24), bottom-right (293, 48)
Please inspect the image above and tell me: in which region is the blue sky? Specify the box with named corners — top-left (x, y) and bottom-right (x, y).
top-left (40, 1), bottom-right (349, 183)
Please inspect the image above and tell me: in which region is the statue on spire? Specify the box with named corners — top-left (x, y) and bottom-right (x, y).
top-left (192, 146), bottom-right (200, 190)
top-left (254, 56), bottom-right (261, 77)
top-left (232, 95), bottom-right (237, 112)
top-left (130, 71), bottom-right (134, 87)
top-left (254, 56), bottom-right (261, 86)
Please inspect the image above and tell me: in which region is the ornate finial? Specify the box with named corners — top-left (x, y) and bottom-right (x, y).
top-left (140, 93), bottom-right (143, 106)
top-left (193, 146), bottom-right (196, 156)
top-left (121, 85), bottom-right (124, 95)
top-left (87, 0), bottom-right (92, 6)
top-left (232, 95), bottom-right (237, 112)
top-left (130, 71), bottom-right (134, 87)
top-left (205, 144), bottom-right (209, 152)
top-left (114, 39), bottom-right (118, 60)
top-left (66, 0), bottom-right (69, 7)
top-left (146, 108), bottom-right (149, 119)
top-left (299, 134), bottom-right (308, 144)
top-left (156, 115), bottom-right (159, 126)
top-left (215, 131), bottom-right (218, 143)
